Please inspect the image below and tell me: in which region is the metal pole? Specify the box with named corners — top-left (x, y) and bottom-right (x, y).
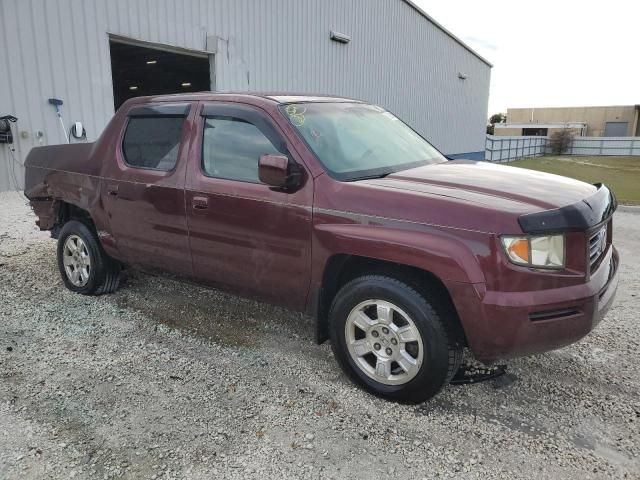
top-left (485, 135), bottom-right (489, 161)
top-left (57, 112), bottom-right (68, 144)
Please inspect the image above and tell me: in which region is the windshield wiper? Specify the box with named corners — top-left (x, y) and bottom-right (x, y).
top-left (349, 172), bottom-right (391, 181)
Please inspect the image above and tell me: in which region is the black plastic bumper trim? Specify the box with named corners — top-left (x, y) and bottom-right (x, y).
top-left (529, 307), bottom-right (581, 322)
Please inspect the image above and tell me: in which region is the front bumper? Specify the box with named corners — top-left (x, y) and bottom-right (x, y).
top-left (448, 245), bottom-right (619, 362)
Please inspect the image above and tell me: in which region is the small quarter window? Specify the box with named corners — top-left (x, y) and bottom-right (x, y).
top-left (202, 116), bottom-right (282, 183)
top-left (122, 116), bottom-right (184, 171)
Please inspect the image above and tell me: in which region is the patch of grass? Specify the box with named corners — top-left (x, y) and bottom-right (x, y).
top-left (507, 156), bottom-right (640, 204)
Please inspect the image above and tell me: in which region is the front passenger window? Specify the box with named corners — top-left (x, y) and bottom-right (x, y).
top-left (201, 116), bottom-right (282, 183)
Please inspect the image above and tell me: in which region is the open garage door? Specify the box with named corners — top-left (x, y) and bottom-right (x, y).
top-left (109, 39), bottom-right (211, 111)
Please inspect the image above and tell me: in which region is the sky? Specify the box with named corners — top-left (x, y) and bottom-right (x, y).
top-left (414, 0), bottom-right (640, 116)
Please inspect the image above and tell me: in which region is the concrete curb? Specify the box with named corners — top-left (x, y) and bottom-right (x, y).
top-left (618, 204), bottom-right (640, 214)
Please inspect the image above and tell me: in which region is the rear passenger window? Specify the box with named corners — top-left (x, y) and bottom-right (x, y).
top-left (202, 116), bottom-right (281, 183)
top-left (122, 117), bottom-right (184, 171)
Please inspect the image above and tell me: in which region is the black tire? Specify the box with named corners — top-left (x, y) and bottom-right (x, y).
top-left (329, 275), bottom-right (462, 403)
top-left (56, 220), bottom-right (121, 295)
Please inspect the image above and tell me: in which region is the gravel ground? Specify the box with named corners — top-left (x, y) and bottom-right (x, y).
top-left (0, 190), bottom-right (638, 480)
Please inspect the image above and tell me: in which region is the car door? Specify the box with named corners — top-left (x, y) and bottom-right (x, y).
top-left (101, 102), bottom-right (194, 276)
top-left (185, 102), bottom-right (313, 310)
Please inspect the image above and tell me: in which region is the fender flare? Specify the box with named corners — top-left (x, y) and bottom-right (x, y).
top-left (313, 223), bottom-right (487, 285)
top-left (308, 222), bottom-right (490, 342)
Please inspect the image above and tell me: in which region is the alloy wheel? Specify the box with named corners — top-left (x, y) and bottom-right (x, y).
top-left (345, 299), bottom-right (424, 385)
top-left (62, 235), bottom-right (91, 287)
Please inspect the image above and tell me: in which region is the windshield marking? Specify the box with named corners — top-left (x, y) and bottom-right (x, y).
top-left (285, 104), bottom-right (306, 126)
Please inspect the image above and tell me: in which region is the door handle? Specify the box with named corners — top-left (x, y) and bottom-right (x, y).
top-left (107, 184), bottom-right (119, 196)
top-left (192, 196), bottom-right (209, 210)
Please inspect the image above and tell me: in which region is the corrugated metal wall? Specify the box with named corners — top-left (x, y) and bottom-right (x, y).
top-left (0, 0), bottom-right (491, 192)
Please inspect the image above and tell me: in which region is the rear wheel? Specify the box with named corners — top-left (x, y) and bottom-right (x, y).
top-left (57, 220), bottom-right (121, 295)
top-left (329, 275), bottom-right (461, 403)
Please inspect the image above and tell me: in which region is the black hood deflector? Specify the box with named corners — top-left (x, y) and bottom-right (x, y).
top-left (518, 184), bottom-right (617, 233)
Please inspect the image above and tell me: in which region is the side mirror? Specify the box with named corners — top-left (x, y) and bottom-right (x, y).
top-left (259, 154), bottom-right (302, 189)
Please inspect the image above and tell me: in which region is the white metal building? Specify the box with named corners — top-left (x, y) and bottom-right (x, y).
top-left (0, 0), bottom-right (492, 192)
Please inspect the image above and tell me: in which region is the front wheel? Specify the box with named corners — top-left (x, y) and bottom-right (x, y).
top-left (329, 275), bottom-right (462, 403)
top-left (57, 220), bottom-right (121, 295)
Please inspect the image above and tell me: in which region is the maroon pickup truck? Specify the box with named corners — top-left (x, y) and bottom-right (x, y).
top-left (24, 93), bottom-right (619, 403)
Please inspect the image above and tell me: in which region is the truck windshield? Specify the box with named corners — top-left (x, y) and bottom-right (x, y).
top-left (280, 102), bottom-right (446, 181)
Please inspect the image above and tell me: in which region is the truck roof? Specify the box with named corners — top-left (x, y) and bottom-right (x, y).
top-left (124, 92), bottom-right (363, 106)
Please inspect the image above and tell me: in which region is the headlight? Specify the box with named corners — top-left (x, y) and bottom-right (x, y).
top-left (501, 234), bottom-right (565, 269)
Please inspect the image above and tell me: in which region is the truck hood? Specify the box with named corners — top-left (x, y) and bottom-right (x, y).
top-left (365, 160), bottom-right (598, 212)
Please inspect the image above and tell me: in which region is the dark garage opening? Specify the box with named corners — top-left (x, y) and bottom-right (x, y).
top-left (109, 40), bottom-right (211, 110)
top-left (522, 127), bottom-right (548, 136)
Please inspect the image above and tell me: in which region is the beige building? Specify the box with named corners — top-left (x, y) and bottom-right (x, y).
top-left (494, 105), bottom-right (640, 137)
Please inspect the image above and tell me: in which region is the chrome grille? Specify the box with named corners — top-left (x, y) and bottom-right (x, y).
top-left (588, 225), bottom-right (607, 271)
